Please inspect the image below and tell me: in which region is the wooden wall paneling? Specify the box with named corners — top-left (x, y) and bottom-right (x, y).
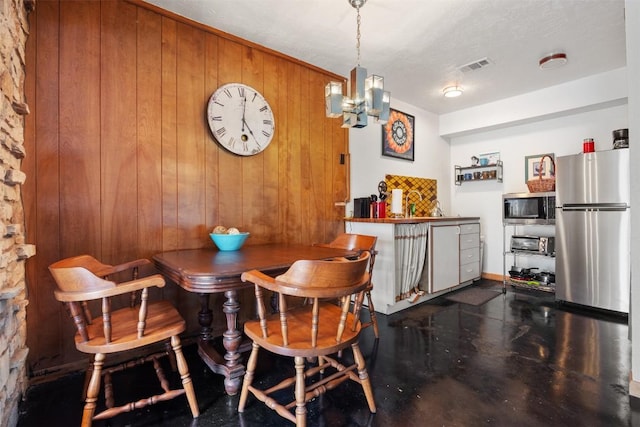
top-left (204, 33), bottom-right (220, 237)
top-left (299, 67), bottom-right (314, 243)
top-left (282, 62), bottom-right (303, 244)
top-left (321, 79), bottom-right (333, 238)
top-left (101, 1), bottom-right (139, 263)
top-left (274, 57), bottom-right (290, 242)
top-left (320, 74), bottom-right (349, 239)
top-left (331, 103), bottom-right (347, 204)
top-left (23, 0), bottom-right (38, 370)
top-left (58, 1), bottom-right (102, 260)
top-left (297, 64), bottom-right (309, 243)
top-left (241, 47), bottom-right (266, 242)
top-left (25, 0), bottom-right (353, 375)
top-left (332, 109), bottom-right (349, 235)
top-left (261, 55), bottom-right (281, 244)
top-left (26, 0), bottom-right (64, 374)
top-left (216, 38), bottom-right (243, 231)
top-left (175, 23), bottom-right (206, 249)
top-left (136, 8), bottom-right (164, 258)
top-left (161, 18), bottom-right (179, 251)
top-left (57, 1), bottom-right (103, 365)
top-left (307, 71), bottom-right (326, 244)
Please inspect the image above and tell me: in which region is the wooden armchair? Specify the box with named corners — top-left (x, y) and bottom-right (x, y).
top-left (238, 252), bottom-right (376, 426)
top-left (49, 255), bottom-right (199, 427)
top-left (316, 233), bottom-right (379, 338)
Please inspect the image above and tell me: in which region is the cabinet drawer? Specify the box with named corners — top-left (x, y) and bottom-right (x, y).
top-left (460, 261), bottom-right (480, 282)
top-left (460, 233), bottom-right (479, 250)
top-left (460, 223), bottom-right (480, 235)
top-left (460, 247), bottom-right (479, 264)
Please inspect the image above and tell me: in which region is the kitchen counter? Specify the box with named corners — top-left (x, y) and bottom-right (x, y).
top-left (346, 216), bottom-right (480, 224)
top-left (345, 217), bottom-right (482, 314)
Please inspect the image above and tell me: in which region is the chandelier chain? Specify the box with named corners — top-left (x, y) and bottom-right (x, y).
top-left (356, 5), bottom-right (361, 66)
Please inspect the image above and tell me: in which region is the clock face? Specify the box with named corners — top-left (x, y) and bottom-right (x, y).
top-left (207, 83), bottom-right (275, 156)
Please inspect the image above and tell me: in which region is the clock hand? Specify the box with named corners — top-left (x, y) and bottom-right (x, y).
top-left (241, 96), bottom-right (247, 132)
top-left (242, 118), bottom-right (262, 149)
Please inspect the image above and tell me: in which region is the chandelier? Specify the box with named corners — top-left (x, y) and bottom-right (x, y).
top-left (325, 0), bottom-right (390, 128)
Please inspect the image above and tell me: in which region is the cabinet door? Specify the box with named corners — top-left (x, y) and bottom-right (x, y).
top-left (430, 225), bottom-right (460, 292)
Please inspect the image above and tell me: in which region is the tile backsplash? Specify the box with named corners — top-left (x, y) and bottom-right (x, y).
top-left (385, 174), bottom-right (438, 217)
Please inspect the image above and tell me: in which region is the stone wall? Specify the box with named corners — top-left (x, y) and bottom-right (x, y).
top-left (0, 0), bottom-right (35, 425)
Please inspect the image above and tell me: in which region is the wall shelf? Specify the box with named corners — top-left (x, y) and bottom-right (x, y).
top-left (455, 160), bottom-right (503, 185)
top-left (508, 278), bottom-right (555, 293)
top-left (503, 221), bottom-right (556, 294)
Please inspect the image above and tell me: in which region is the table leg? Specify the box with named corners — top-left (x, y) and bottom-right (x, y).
top-left (196, 291), bottom-right (246, 395)
top-left (222, 290), bottom-right (244, 393)
top-left (198, 294), bottom-right (213, 341)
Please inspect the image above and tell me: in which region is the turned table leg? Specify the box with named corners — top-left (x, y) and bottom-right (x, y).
top-left (195, 290), bottom-right (245, 395)
top-left (221, 289), bottom-right (244, 394)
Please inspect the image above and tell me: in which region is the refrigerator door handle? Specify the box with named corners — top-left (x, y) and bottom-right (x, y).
top-left (562, 203), bottom-right (628, 212)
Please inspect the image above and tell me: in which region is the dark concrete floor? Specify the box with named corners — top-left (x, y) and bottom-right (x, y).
top-left (18, 280), bottom-right (640, 426)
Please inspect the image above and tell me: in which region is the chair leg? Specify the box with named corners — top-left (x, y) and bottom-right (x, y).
top-left (294, 356), bottom-right (307, 427)
top-left (238, 342), bottom-right (259, 412)
top-left (366, 291), bottom-right (380, 339)
top-left (171, 335), bottom-right (199, 418)
top-left (351, 343), bottom-right (376, 413)
top-left (82, 353), bottom-right (104, 427)
top-left (165, 339), bottom-right (178, 371)
top-left (81, 359), bottom-right (93, 401)
top-left (353, 291), bottom-right (365, 322)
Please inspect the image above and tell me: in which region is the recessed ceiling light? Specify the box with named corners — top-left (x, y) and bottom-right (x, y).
top-left (539, 53), bottom-right (567, 70)
top-left (443, 86), bottom-right (463, 98)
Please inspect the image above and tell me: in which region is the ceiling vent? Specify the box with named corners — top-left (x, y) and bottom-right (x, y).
top-left (458, 57), bottom-right (492, 73)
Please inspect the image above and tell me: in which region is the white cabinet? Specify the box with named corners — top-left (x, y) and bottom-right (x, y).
top-left (459, 223), bottom-right (481, 283)
top-left (346, 218), bottom-right (481, 314)
top-left (429, 225), bottom-right (460, 292)
top-left (429, 221), bottom-right (480, 293)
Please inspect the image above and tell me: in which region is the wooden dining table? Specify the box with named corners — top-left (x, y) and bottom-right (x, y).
top-left (152, 243), bottom-right (356, 395)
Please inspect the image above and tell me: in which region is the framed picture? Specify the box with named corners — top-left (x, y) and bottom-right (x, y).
top-left (382, 109), bottom-right (415, 161)
top-left (525, 153), bottom-right (555, 182)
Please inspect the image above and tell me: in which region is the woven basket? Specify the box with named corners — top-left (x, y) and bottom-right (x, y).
top-left (526, 154), bottom-right (556, 193)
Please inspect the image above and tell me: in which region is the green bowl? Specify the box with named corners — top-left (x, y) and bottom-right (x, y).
top-left (209, 232), bottom-right (249, 251)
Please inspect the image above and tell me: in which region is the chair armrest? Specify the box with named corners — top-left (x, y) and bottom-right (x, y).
top-left (54, 274), bottom-right (165, 302)
top-left (241, 270), bottom-right (279, 291)
top-left (93, 258), bottom-right (152, 277)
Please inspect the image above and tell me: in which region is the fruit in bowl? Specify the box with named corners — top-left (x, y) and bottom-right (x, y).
top-left (209, 226), bottom-right (249, 251)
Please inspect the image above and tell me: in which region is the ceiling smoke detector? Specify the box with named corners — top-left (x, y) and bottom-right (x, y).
top-left (539, 52), bottom-right (567, 70)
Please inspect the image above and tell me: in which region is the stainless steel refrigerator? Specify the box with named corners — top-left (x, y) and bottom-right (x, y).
top-left (555, 148), bottom-right (630, 314)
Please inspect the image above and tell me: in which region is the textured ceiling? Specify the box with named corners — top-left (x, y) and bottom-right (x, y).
top-left (144, 0), bottom-right (627, 115)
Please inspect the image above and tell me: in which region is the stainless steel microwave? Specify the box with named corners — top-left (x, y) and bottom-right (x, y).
top-left (503, 192), bottom-right (555, 224)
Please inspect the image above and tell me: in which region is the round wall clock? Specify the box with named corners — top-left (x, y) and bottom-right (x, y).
top-left (207, 83), bottom-right (275, 156)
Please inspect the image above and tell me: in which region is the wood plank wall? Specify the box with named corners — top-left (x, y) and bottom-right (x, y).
top-left (23, 0), bottom-right (349, 377)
